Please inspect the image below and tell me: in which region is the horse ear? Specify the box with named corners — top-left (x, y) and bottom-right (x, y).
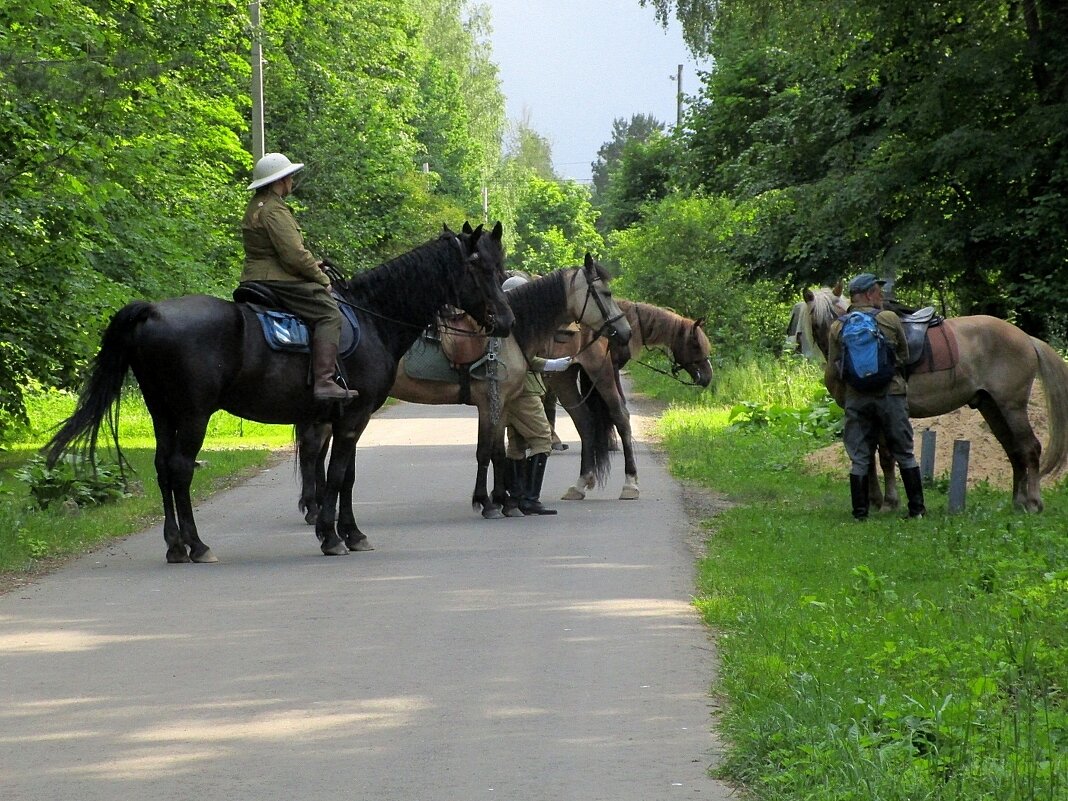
top-left (832, 280), bottom-right (843, 296)
top-left (693, 317), bottom-right (705, 329)
top-left (442, 223), bottom-right (454, 235)
top-left (462, 221), bottom-right (474, 234)
top-left (583, 252), bottom-right (594, 268)
top-left (491, 221), bottom-right (503, 240)
top-left (803, 288), bottom-right (815, 302)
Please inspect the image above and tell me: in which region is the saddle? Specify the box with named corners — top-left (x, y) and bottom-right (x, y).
top-left (895, 305), bottom-right (958, 375)
top-left (232, 282), bottom-right (361, 357)
top-left (546, 324), bottom-right (582, 359)
top-left (435, 307), bottom-right (488, 367)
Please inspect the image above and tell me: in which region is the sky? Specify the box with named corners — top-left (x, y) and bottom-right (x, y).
top-left (485, 0), bottom-right (706, 183)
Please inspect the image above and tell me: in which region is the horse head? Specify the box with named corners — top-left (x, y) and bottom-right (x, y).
top-left (453, 221), bottom-right (514, 337)
top-left (570, 253), bottom-right (632, 344)
top-left (801, 282), bottom-right (846, 360)
top-left (673, 316), bottom-right (713, 387)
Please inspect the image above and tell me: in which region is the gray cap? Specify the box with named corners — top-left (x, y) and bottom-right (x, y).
top-left (847, 273), bottom-right (887, 295)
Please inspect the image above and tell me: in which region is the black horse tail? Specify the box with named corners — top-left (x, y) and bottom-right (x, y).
top-left (578, 367), bottom-right (613, 488)
top-left (44, 301), bottom-right (156, 470)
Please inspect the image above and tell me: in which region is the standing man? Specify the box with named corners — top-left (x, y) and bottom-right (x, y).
top-left (826, 273), bottom-right (925, 520)
top-left (500, 275), bottom-right (572, 516)
top-left (241, 152), bottom-right (356, 402)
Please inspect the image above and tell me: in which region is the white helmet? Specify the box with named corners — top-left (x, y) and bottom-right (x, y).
top-left (247, 152), bottom-right (304, 190)
top-left (502, 275), bottom-right (528, 292)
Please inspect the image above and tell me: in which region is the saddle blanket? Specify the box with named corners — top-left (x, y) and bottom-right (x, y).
top-left (910, 322), bottom-right (959, 375)
top-left (254, 300), bottom-right (361, 357)
top-left (403, 335), bottom-right (511, 384)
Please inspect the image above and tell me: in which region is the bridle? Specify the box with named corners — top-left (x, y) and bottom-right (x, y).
top-left (577, 273), bottom-right (627, 343)
top-left (630, 307), bottom-right (709, 386)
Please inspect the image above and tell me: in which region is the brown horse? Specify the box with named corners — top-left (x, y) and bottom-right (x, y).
top-left (296, 254), bottom-right (632, 522)
top-left (547, 300), bottom-right (713, 501)
top-left (801, 286), bottom-right (1068, 512)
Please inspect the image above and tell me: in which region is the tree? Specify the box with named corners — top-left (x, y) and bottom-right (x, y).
top-left (591, 114), bottom-right (665, 195)
top-left (509, 175), bottom-right (603, 274)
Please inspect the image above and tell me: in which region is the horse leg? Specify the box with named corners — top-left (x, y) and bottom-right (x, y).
top-left (553, 373), bottom-right (595, 500)
top-left (297, 422), bottom-right (327, 525)
top-left (474, 403), bottom-right (503, 519)
top-left (151, 425), bottom-right (189, 563)
top-left (336, 446), bottom-right (372, 551)
top-left (610, 370), bottom-right (639, 500)
top-left (877, 436), bottom-right (898, 510)
top-left (170, 416), bottom-right (217, 564)
top-left (975, 394), bottom-right (1043, 512)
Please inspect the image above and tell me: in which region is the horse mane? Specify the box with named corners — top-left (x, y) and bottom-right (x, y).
top-left (505, 269), bottom-right (569, 351)
top-left (622, 300), bottom-right (703, 353)
top-left (342, 234), bottom-right (459, 315)
top-left (801, 287), bottom-right (844, 361)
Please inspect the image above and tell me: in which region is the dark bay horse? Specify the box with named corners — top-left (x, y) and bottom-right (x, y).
top-left (297, 254), bottom-right (632, 521)
top-left (547, 300), bottom-right (712, 501)
top-left (45, 224), bottom-right (514, 562)
top-left (801, 286), bottom-right (1068, 512)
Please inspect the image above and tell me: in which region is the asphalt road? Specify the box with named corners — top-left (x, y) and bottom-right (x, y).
top-left (0, 398), bottom-right (734, 800)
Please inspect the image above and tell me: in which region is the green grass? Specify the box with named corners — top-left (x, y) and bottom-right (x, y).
top-left (630, 357), bottom-right (1068, 800)
top-left (0, 387), bottom-right (293, 574)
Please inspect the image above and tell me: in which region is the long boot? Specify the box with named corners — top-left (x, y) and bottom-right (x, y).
top-left (312, 337), bottom-right (358, 402)
top-left (520, 452), bottom-right (557, 515)
top-left (502, 458), bottom-right (526, 518)
top-left (850, 473), bottom-right (869, 521)
top-left (900, 466), bottom-right (927, 518)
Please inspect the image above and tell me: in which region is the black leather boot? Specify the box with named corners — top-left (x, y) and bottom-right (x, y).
top-left (900, 466), bottom-right (927, 518)
top-left (312, 338), bottom-right (358, 402)
top-left (520, 452), bottom-right (557, 515)
top-left (850, 473), bottom-right (869, 521)
top-left (502, 458), bottom-right (526, 518)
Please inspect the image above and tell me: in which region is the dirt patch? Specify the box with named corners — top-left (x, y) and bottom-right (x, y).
top-left (805, 386), bottom-right (1068, 489)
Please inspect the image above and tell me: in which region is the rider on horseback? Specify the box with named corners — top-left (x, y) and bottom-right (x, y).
top-left (240, 152), bottom-right (357, 403)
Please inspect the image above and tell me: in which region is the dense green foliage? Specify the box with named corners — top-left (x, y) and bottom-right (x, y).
top-left (629, 358), bottom-right (1068, 800)
top-left (613, 0), bottom-right (1068, 351)
top-left (0, 0), bottom-right (506, 441)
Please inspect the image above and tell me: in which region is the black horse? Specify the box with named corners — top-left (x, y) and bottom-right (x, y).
top-left (45, 223), bottom-right (514, 562)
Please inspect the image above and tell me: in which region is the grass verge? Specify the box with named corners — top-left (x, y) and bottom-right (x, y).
top-left (0, 387), bottom-right (292, 580)
top-left (630, 352), bottom-right (1067, 801)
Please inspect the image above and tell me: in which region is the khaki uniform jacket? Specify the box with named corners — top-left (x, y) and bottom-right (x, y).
top-left (827, 303), bottom-right (909, 397)
top-left (241, 191), bottom-right (328, 286)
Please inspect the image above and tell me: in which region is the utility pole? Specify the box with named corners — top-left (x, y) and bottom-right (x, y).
top-left (250, 0), bottom-right (265, 161)
top-left (675, 64), bottom-right (683, 129)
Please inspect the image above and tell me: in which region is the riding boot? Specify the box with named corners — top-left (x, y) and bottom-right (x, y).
top-left (850, 473), bottom-right (869, 521)
top-left (900, 466), bottom-right (927, 518)
top-left (520, 452), bottom-right (557, 515)
top-left (312, 338), bottom-right (358, 402)
top-left (502, 458), bottom-right (527, 518)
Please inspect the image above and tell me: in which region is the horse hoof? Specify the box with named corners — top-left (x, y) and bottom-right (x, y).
top-left (166, 549), bottom-right (191, 564)
top-left (304, 511), bottom-right (317, 525)
top-left (345, 536), bottom-right (374, 552)
top-left (503, 507), bottom-right (525, 518)
top-left (321, 540), bottom-right (349, 556)
top-left (192, 548), bottom-right (219, 564)
top-left (483, 506), bottom-right (505, 520)
top-left (561, 487), bottom-right (586, 501)
top-left (619, 487), bottom-right (640, 500)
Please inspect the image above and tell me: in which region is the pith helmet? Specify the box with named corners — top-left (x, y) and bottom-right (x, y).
top-left (502, 275), bottom-right (528, 291)
top-left (247, 152), bottom-right (304, 190)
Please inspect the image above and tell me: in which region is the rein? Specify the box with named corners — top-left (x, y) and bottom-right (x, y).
top-left (630, 304), bottom-right (706, 387)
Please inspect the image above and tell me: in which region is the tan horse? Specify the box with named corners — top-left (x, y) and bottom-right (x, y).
top-left (297, 255), bottom-right (632, 521)
top-left (801, 286), bottom-right (1068, 512)
top-left (546, 300), bottom-right (712, 501)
